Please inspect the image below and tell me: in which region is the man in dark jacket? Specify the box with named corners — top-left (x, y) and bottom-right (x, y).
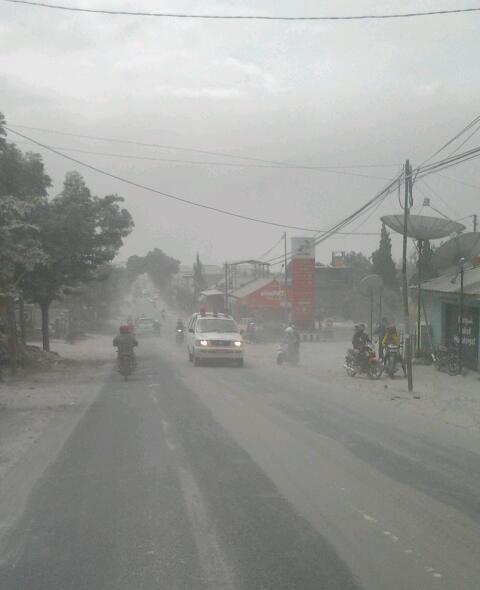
top-left (113, 325), bottom-right (138, 355)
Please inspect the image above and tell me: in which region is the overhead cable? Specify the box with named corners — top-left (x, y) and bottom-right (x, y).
top-left (14, 139), bottom-right (391, 180)
top-left (4, 0), bottom-right (480, 20)
top-left (417, 114), bottom-right (480, 168)
top-left (4, 126), bottom-right (325, 232)
top-left (10, 124), bottom-right (398, 171)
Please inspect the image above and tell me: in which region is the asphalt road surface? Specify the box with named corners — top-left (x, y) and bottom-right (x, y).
top-left (0, 334), bottom-right (479, 590)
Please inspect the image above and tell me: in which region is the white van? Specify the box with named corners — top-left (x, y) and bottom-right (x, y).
top-left (186, 312), bottom-right (244, 367)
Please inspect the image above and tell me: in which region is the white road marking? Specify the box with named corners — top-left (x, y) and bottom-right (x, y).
top-left (161, 419), bottom-right (176, 451)
top-left (362, 514), bottom-right (377, 523)
top-left (176, 465), bottom-right (236, 590)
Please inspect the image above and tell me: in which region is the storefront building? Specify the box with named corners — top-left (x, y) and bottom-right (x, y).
top-left (421, 266), bottom-right (480, 371)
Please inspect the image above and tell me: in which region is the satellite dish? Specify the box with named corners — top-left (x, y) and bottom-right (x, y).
top-left (381, 214), bottom-right (465, 240)
top-left (358, 274), bottom-right (383, 296)
top-left (432, 232), bottom-right (480, 273)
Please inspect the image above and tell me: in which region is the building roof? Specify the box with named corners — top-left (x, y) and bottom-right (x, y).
top-left (200, 289), bottom-right (224, 297)
top-left (419, 265), bottom-right (480, 297)
top-left (230, 276), bottom-right (279, 299)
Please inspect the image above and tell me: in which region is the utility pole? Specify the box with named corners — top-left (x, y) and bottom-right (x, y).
top-left (284, 232), bottom-right (289, 324)
top-left (224, 262), bottom-right (229, 314)
top-left (402, 159), bottom-right (414, 393)
top-left (416, 239), bottom-right (423, 354)
top-left (458, 257), bottom-right (465, 373)
top-left (473, 214), bottom-right (478, 233)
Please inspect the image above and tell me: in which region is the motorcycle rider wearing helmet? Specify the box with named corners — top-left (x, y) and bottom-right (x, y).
top-left (382, 325), bottom-right (406, 376)
top-left (175, 318), bottom-right (185, 332)
top-left (113, 325), bottom-right (138, 360)
top-left (352, 324), bottom-right (371, 369)
top-left (284, 323), bottom-right (301, 358)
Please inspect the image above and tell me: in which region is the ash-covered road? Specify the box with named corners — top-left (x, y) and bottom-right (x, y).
top-left (0, 336), bottom-right (479, 590)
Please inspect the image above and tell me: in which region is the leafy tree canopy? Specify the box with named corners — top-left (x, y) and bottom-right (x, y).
top-left (126, 248), bottom-right (180, 291)
top-left (21, 171), bottom-right (134, 307)
top-left (371, 223), bottom-right (398, 290)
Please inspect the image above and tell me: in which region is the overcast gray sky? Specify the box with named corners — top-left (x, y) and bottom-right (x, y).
top-left (1, 0), bottom-right (479, 267)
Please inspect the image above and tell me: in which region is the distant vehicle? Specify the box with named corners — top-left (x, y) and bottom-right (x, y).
top-left (433, 343), bottom-right (460, 375)
top-left (186, 312), bottom-right (244, 367)
top-left (344, 343), bottom-right (382, 379)
top-left (384, 343), bottom-right (400, 378)
top-left (175, 327), bottom-right (185, 346)
top-left (276, 341), bottom-right (299, 366)
top-left (135, 316), bottom-right (156, 336)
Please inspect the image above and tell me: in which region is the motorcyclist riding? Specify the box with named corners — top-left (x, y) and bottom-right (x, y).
top-left (176, 318), bottom-right (185, 332)
top-left (113, 325), bottom-right (138, 364)
top-left (352, 323), bottom-right (371, 369)
top-left (285, 324), bottom-right (300, 360)
top-left (382, 325), bottom-right (406, 377)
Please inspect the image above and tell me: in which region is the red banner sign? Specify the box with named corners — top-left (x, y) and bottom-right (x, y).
top-left (290, 258), bottom-right (316, 322)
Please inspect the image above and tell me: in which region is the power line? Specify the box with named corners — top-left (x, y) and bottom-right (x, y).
top-left (263, 173), bottom-right (403, 265)
top-left (5, 126), bottom-right (326, 232)
top-left (4, 0), bottom-right (480, 20)
top-left (447, 122), bottom-right (480, 157)
top-left (14, 138), bottom-right (391, 180)
top-left (6, 126), bottom-right (383, 234)
top-left (10, 124), bottom-right (398, 171)
top-left (417, 114), bottom-right (480, 168)
top-left (436, 172), bottom-right (480, 191)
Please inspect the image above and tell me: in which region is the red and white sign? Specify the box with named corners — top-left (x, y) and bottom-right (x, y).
top-left (238, 279), bottom-right (285, 309)
top-left (290, 237), bottom-right (316, 323)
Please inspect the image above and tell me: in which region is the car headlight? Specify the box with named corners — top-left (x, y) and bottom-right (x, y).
top-left (196, 339), bottom-right (209, 346)
top-left (234, 340), bottom-right (243, 347)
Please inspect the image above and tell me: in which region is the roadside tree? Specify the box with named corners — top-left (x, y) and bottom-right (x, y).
top-left (21, 171), bottom-right (134, 351)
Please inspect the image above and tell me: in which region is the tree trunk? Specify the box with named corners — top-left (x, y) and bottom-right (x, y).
top-left (6, 297), bottom-right (18, 376)
top-left (40, 302), bottom-right (50, 352)
top-left (18, 298), bottom-right (27, 346)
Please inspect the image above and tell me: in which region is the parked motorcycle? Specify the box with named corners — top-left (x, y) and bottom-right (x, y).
top-left (384, 343), bottom-right (399, 378)
top-left (433, 344), bottom-right (460, 376)
top-left (175, 328), bottom-right (184, 346)
top-left (344, 344), bottom-right (383, 379)
top-left (276, 341), bottom-right (299, 366)
top-left (118, 351), bottom-right (134, 381)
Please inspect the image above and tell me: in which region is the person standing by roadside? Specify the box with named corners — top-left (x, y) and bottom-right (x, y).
top-left (375, 317), bottom-right (389, 360)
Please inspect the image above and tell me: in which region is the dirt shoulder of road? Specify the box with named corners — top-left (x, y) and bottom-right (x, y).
top-left (0, 334), bottom-right (114, 481)
top-left (247, 340), bottom-right (480, 431)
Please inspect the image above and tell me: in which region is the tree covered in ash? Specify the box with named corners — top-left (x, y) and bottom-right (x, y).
top-left (0, 112), bottom-right (135, 356)
top-left (126, 248), bottom-right (180, 291)
top-left (20, 171), bottom-right (134, 350)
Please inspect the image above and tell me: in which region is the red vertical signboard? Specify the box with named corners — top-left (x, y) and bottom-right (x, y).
top-left (290, 237), bottom-right (316, 326)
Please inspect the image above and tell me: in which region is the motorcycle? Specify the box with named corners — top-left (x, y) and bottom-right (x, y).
top-left (384, 343), bottom-right (399, 378)
top-left (433, 343), bottom-right (460, 375)
top-left (175, 328), bottom-right (185, 346)
top-left (344, 344), bottom-right (383, 379)
top-left (276, 341), bottom-right (299, 366)
top-left (118, 351), bottom-right (134, 380)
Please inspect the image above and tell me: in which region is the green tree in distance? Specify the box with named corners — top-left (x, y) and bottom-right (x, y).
top-left (193, 252), bottom-right (208, 301)
top-left (371, 223), bottom-right (398, 290)
top-left (126, 249), bottom-right (180, 291)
